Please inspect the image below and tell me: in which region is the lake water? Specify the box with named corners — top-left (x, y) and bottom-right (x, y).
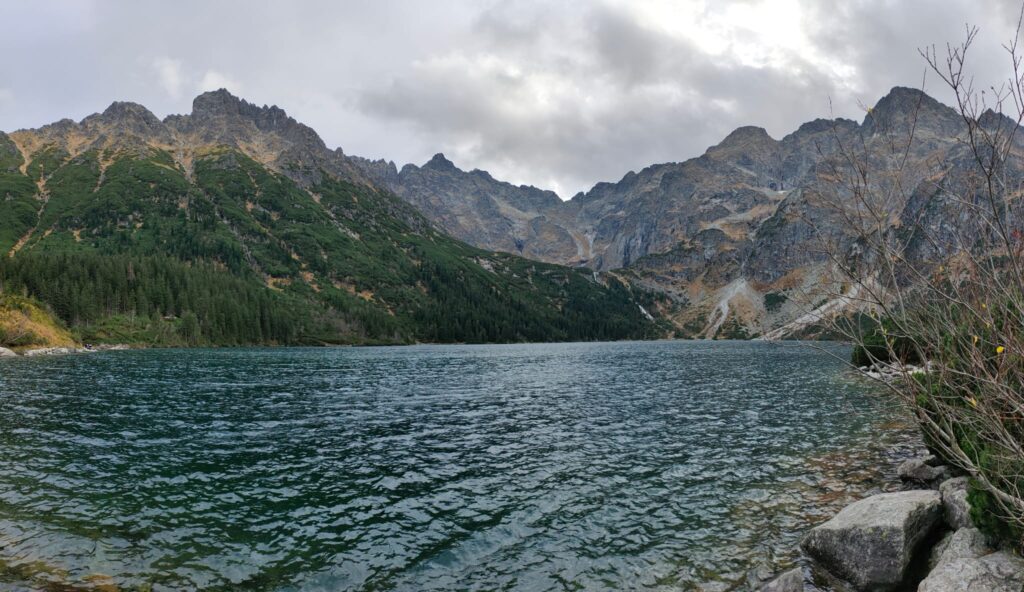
top-left (0, 341), bottom-right (916, 591)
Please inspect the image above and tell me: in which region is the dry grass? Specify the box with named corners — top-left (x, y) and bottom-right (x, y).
top-left (0, 294), bottom-right (77, 349)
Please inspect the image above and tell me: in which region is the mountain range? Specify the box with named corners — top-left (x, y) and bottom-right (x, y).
top-left (0, 90), bottom-right (665, 346)
top-left (351, 86), bottom-right (1015, 337)
top-left (0, 85), bottom-right (1010, 345)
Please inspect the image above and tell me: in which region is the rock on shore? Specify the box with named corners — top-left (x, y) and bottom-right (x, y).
top-left (762, 452), bottom-right (1024, 592)
top-left (927, 527), bottom-right (989, 571)
top-left (22, 347), bottom-right (82, 356)
top-left (2, 344), bottom-right (131, 357)
top-left (758, 567), bottom-right (803, 591)
top-left (800, 490), bottom-right (942, 591)
top-left (919, 550), bottom-right (1024, 591)
top-left (938, 476), bottom-right (971, 530)
top-left (897, 456), bottom-right (949, 487)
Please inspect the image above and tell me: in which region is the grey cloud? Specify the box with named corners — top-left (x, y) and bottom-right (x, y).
top-left (804, 0), bottom-right (1019, 107)
top-left (3, 0), bottom-right (1023, 197)
top-left (355, 1), bottom-right (859, 195)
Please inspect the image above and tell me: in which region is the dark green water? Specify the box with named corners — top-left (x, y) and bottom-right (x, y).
top-left (0, 341), bottom-right (914, 591)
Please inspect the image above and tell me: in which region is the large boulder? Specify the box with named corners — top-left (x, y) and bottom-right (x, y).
top-left (938, 477), bottom-right (972, 529)
top-left (918, 551), bottom-right (1024, 592)
top-left (800, 490), bottom-right (942, 591)
top-left (759, 567), bottom-right (803, 592)
top-left (0, 347), bottom-right (17, 357)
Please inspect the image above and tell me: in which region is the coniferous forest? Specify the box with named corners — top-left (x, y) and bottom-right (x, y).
top-left (0, 132), bottom-right (667, 347)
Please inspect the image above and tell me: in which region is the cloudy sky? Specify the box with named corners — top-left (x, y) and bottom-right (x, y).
top-left (1, 1), bottom-right (1021, 197)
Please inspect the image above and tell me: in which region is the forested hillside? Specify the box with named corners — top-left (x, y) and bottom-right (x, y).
top-left (0, 101), bottom-right (664, 346)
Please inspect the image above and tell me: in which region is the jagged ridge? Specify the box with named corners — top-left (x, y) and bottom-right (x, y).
top-left (0, 92), bottom-right (666, 345)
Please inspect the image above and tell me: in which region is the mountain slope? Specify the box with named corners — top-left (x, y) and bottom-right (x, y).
top-left (353, 87), bottom-right (1013, 338)
top-left (0, 93), bottom-right (665, 345)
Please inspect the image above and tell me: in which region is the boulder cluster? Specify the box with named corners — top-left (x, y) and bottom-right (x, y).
top-left (759, 456), bottom-right (1024, 592)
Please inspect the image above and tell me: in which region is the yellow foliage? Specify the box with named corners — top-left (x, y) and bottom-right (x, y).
top-left (0, 294), bottom-right (77, 349)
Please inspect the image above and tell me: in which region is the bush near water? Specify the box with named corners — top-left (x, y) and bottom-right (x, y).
top-left (853, 319), bottom-right (1024, 548)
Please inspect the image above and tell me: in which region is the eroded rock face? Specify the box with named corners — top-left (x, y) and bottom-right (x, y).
top-left (800, 490), bottom-right (942, 591)
top-left (0, 346), bottom-right (17, 357)
top-left (353, 153), bottom-right (576, 265)
top-left (918, 551), bottom-right (1024, 592)
top-left (939, 477), bottom-right (972, 530)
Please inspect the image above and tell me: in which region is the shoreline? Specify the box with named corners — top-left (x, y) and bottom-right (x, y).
top-left (0, 337), bottom-right (838, 357)
top-left (756, 438), bottom-right (1024, 591)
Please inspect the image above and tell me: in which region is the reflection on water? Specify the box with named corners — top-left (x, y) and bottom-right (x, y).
top-left (0, 341), bottom-right (918, 591)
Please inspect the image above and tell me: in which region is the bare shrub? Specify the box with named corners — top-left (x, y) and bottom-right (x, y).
top-left (811, 18), bottom-right (1024, 542)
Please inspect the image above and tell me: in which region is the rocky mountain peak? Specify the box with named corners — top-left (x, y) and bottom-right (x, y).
top-left (96, 101), bottom-right (162, 125)
top-left (32, 118), bottom-right (78, 135)
top-left (189, 89), bottom-right (311, 137)
top-left (787, 117), bottom-right (858, 139)
top-left (424, 152), bottom-right (457, 171)
top-left (865, 86), bottom-right (962, 136)
top-left (870, 86), bottom-right (935, 115)
top-left (978, 108), bottom-right (1020, 133)
top-left (159, 89), bottom-right (330, 160)
top-left (705, 126), bottom-right (781, 167)
top-left (190, 88), bottom-right (247, 118)
top-left (78, 101), bottom-right (168, 142)
top-left (714, 126), bottom-right (776, 149)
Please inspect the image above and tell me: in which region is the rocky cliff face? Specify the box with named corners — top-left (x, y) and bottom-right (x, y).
top-left (351, 114), bottom-right (862, 274)
top-left (348, 152), bottom-right (577, 264)
top-left (353, 86), bottom-right (1009, 338)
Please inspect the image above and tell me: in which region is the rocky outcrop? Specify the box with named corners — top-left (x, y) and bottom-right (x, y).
top-left (929, 527), bottom-right (991, 567)
top-left (897, 456), bottom-right (949, 487)
top-left (758, 438), bottom-right (1024, 592)
top-left (800, 490), bottom-right (943, 591)
top-left (918, 551), bottom-right (1024, 592)
top-left (939, 477), bottom-right (972, 530)
top-left (762, 458), bottom-right (1024, 592)
top-left (0, 346), bottom-right (17, 357)
top-left (920, 527), bottom-right (1024, 591)
top-left (354, 152), bottom-right (575, 264)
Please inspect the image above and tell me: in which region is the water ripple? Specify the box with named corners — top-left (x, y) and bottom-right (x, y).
top-left (0, 341), bottom-right (916, 591)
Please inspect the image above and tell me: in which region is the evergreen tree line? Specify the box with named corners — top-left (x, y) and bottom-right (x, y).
top-left (410, 252), bottom-right (657, 343)
top-left (0, 252), bottom-right (317, 345)
top-left (0, 250), bottom-right (657, 346)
